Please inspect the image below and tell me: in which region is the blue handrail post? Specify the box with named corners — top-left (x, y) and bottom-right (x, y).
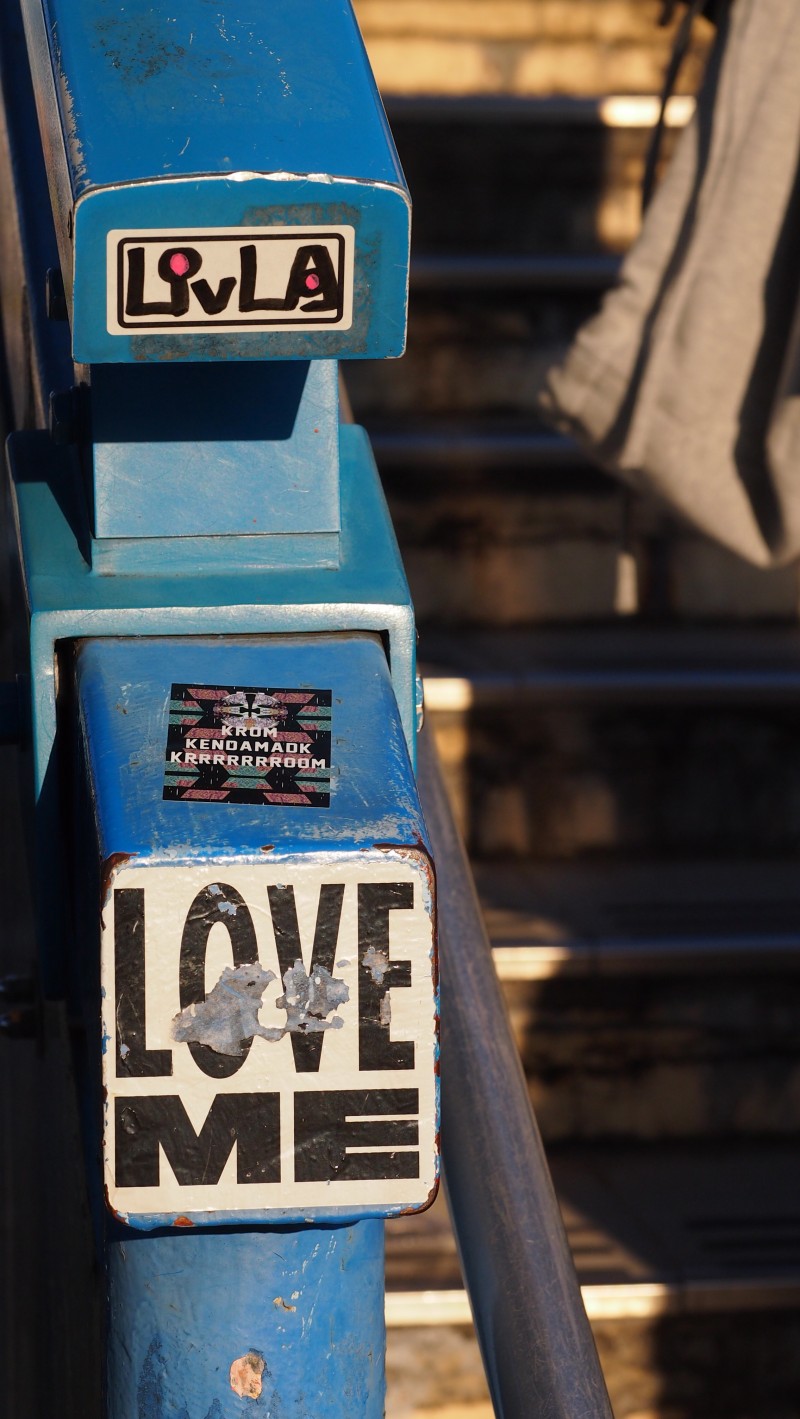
top-left (0, 2), bottom-right (439, 1412)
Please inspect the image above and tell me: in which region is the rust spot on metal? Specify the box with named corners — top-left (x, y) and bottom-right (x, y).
top-left (397, 1175), bottom-right (440, 1216)
top-left (230, 1351), bottom-right (266, 1399)
top-left (100, 851), bottom-right (138, 928)
top-left (260, 844), bottom-right (275, 854)
top-left (103, 1182), bottom-right (127, 1225)
top-left (173, 1215), bottom-right (194, 1227)
top-left (372, 831), bottom-right (429, 855)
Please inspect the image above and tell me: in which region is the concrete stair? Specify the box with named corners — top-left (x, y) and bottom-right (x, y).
top-left (353, 0), bottom-right (713, 98)
top-left (344, 7), bottom-right (800, 1417)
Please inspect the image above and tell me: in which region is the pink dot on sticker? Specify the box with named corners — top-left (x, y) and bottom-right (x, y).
top-left (170, 253), bottom-right (191, 276)
top-left (305, 273), bottom-right (321, 291)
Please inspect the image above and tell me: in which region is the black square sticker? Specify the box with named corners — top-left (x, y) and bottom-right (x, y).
top-left (163, 684), bottom-right (332, 806)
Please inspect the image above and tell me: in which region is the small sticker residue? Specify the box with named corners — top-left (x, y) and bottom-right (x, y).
top-left (163, 682), bottom-right (332, 806)
top-left (363, 945), bottom-right (389, 984)
top-left (172, 959), bottom-right (350, 1054)
top-left (172, 963), bottom-right (282, 1055)
top-left (277, 960), bottom-right (349, 1033)
top-left (230, 1352), bottom-right (266, 1399)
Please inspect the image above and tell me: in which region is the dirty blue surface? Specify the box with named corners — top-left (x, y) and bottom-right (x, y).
top-left (9, 421), bottom-right (416, 793)
top-left (107, 1223), bottom-right (386, 1419)
top-left (74, 631), bottom-right (437, 1232)
top-left (28, 0), bottom-right (404, 191)
top-left (90, 360), bottom-right (341, 542)
top-left (10, 421), bottom-right (416, 1000)
top-left (76, 633), bottom-right (428, 862)
top-left (20, 0), bottom-right (410, 360)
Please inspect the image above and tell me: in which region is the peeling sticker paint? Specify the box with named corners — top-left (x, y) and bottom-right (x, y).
top-left (229, 1351), bottom-right (266, 1399)
top-left (362, 945), bottom-right (389, 985)
top-left (273, 1295), bottom-right (296, 1312)
top-left (379, 995), bottom-right (392, 1027)
top-left (172, 963), bottom-right (281, 1055)
top-left (276, 960), bottom-right (348, 1034)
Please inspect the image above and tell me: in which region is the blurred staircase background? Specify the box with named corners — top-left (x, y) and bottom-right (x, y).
top-left (349, 3), bottom-right (800, 1416)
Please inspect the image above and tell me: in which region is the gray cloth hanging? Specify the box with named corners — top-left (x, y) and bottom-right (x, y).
top-left (538, 0), bottom-right (800, 567)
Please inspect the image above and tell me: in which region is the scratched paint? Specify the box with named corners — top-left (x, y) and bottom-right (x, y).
top-left (106, 1225), bottom-right (386, 1418)
top-left (229, 1351), bottom-right (266, 1399)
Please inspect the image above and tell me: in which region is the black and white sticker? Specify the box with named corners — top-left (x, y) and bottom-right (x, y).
top-left (107, 225), bottom-right (354, 334)
top-left (102, 859), bottom-right (438, 1220)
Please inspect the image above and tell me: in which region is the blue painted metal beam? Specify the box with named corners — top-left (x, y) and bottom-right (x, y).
top-left (107, 1224), bottom-right (387, 1419)
top-left (9, 423), bottom-right (418, 1001)
top-left (89, 360), bottom-right (342, 544)
top-left (4, 9), bottom-right (426, 1418)
top-left (10, 424), bottom-right (417, 785)
top-left (20, 0), bottom-right (411, 361)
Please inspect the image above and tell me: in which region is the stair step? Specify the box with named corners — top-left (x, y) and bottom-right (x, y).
top-left (417, 627), bottom-right (800, 851)
top-left (386, 94), bottom-right (697, 126)
top-left (348, 289), bottom-right (605, 418)
top-left (387, 1277), bottom-right (800, 1327)
top-left (474, 860), bottom-right (800, 977)
top-left (355, 1), bottom-right (712, 100)
top-left (355, 429), bottom-right (800, 630)
top-left (382, 95), bottom-right (692, 257)
top-left (463, 860), bottom-right (800, 1142)
top-left (386, 1139), bottom-right (800, 1313)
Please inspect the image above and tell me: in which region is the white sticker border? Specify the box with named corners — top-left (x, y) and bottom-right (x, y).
top-left (106, 224), bottom-right (355, 336)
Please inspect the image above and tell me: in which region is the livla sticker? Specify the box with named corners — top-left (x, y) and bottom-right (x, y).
top-left (164, 684), bottom-right (332, 806)
top-left (102, 858), bottom-right (438, 1223)
top-left (107, 226), bottom-right (355, 334)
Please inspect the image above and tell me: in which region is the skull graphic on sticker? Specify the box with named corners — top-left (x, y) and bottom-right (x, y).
top-left (216, 692), bottom-right (288, 735)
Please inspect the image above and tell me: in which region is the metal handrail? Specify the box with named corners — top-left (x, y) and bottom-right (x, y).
top-left (369, 428), bottom-right (588, 471)
top-left (417, 723), bottom-right (614, 1418)
top-left (410, 253), bottom-right (621, 291)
